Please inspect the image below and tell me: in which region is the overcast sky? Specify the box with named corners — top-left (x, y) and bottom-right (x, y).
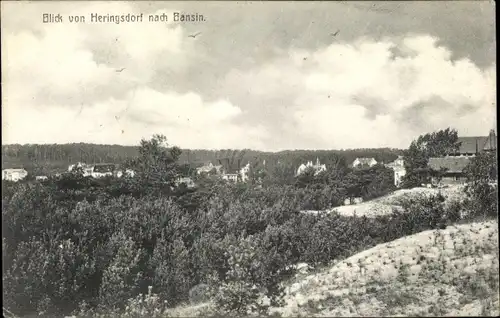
top-left (1, 1), bottom-right (496, 151)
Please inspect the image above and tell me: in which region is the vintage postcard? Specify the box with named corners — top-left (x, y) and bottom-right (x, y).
top-left (2, 1), bottom-right (497, 317)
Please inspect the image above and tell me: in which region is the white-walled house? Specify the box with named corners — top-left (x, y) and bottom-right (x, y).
top-left (296, 158), bottom-right (327, 176)
top-left (385, 156), bottom-right (406, 187)
top-left (91, 163), bottom-right (116, 178)
top-left (221, 173), bottom-right (239, 182)
top-left (68, 162), bottom-right (93, 177)
top-left (112, 168), bottom-right (135, 178)
top-left (2, 169), bottom-right (28, 182)
top-left (351, 157), bottom-right (378, 168)
top-left (68, 162), bottom-right (85, 172)
top-left (124, 169), bottom-right (135, 178)
top-left (196, 162), bottom-right (223, 175)
top-left (393, 167), bottom-right (406, 188)
top-left (175, 176), bottom-right (196, 188)
top-left (239, 162), bottom-right (251, 182)
top-left (68, 162), bottom-right (135, 179)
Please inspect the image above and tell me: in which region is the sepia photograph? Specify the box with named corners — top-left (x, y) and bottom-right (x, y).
top-left (1, 1), bottom-right (498, 317)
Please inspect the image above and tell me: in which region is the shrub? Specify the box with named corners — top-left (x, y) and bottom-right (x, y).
top-left (150, 237), bottom-right (197, 305)
top-left (122, 286), bottom-right (169, 318)
top-left (74, 286), bottom-right (169, 318)
top-left (189, 283), bottom-right (212, 305)
top-left (98, 233), bottom-right (144, 311)
top-left (390, 193), bottom-right (448, 234)
top-left (462, 151), bottom-right (498, 219)
top-left (213, 235), bottom-right (277, 316)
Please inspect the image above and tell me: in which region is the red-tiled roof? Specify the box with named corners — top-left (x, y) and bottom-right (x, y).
top-left (428, 157), bottom-right (472, 174)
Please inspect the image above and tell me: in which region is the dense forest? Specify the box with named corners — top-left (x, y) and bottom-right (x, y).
top-left (2, 143), bottom-right (402, 176)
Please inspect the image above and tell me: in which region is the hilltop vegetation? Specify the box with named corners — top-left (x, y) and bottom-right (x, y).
top-left (2, 130), bottom-right (497, 318)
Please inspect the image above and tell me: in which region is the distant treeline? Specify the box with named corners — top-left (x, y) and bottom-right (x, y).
top-left (1, 143), bottom-right (403, 175)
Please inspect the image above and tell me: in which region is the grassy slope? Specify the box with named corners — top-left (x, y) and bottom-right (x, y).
top-left (167, 187), bottom-right (499, 317)
top-left (272, 220), bottom-right (499, 317)
top-left (167, 220), bottom-right (499, 317)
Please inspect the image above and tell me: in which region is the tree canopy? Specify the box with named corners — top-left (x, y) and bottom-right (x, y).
top-left (401, 128), bottom-right (460, 188)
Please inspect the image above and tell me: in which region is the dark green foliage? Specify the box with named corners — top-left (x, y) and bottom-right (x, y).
top-left (98, 233), bottom-right (144, 311)
top-left (345, 164), bottom-right (397, 200)
top-left (189, 283), bottom-right (212, 305)
top-left (123, 134), bottom-right (182, 196)
top-left (401, 128), bottom-right (459, 188)
top-left (389, 193), bottom-right (448, 233)
top-left (463, 151), bottom-right (498, 218)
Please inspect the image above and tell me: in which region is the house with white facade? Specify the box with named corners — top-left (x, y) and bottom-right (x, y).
top-left (351, 157), bottom-right (378, 168)
top-left (196, 162), bottom-right (223, 175)
top-left (2, 169), bottom-right (28, 182)
top-left (123, 169), bottom-right (135, 178)
top-left (175, 176), bottom-right (196, 188)
top-left (221, 173), bottom-right (239, 182)
top-left (68, 162), bottom-right (85, 172)
top-left (385, 156), bottom-right (406, 187)
top-left (296, 158), bottom-right (327, 176)
top-left (68, 162), bottom-right (93, 177)
top-left (239, 162), bottom-right (251, 182)
top-left (91, 163), bottom-right (116, 178)
top-left (218, 157), bottom-right (244, 183)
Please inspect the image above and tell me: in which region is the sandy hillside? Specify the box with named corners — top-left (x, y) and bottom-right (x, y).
top-left (304, 186), bottom-right (465, 218)
top-left (166, 220), bottom-right (498, 317)
top-left (270, 220), bottom-right (499, 317)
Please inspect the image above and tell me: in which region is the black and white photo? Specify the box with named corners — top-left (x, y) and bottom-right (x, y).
top-left (2, 1), bottom-right (498, 317)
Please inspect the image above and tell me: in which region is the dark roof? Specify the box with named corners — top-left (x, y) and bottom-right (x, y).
top-left (428, 157), bottom-right (472, 174)
top-left (454, 134), bottom-right (497, 154)
top-left (453, 137), bottom-right (488, 154)
top-left (93, 163), bottom-right (116, 173)
top-left (217, 158), bottom-right (242, 173)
